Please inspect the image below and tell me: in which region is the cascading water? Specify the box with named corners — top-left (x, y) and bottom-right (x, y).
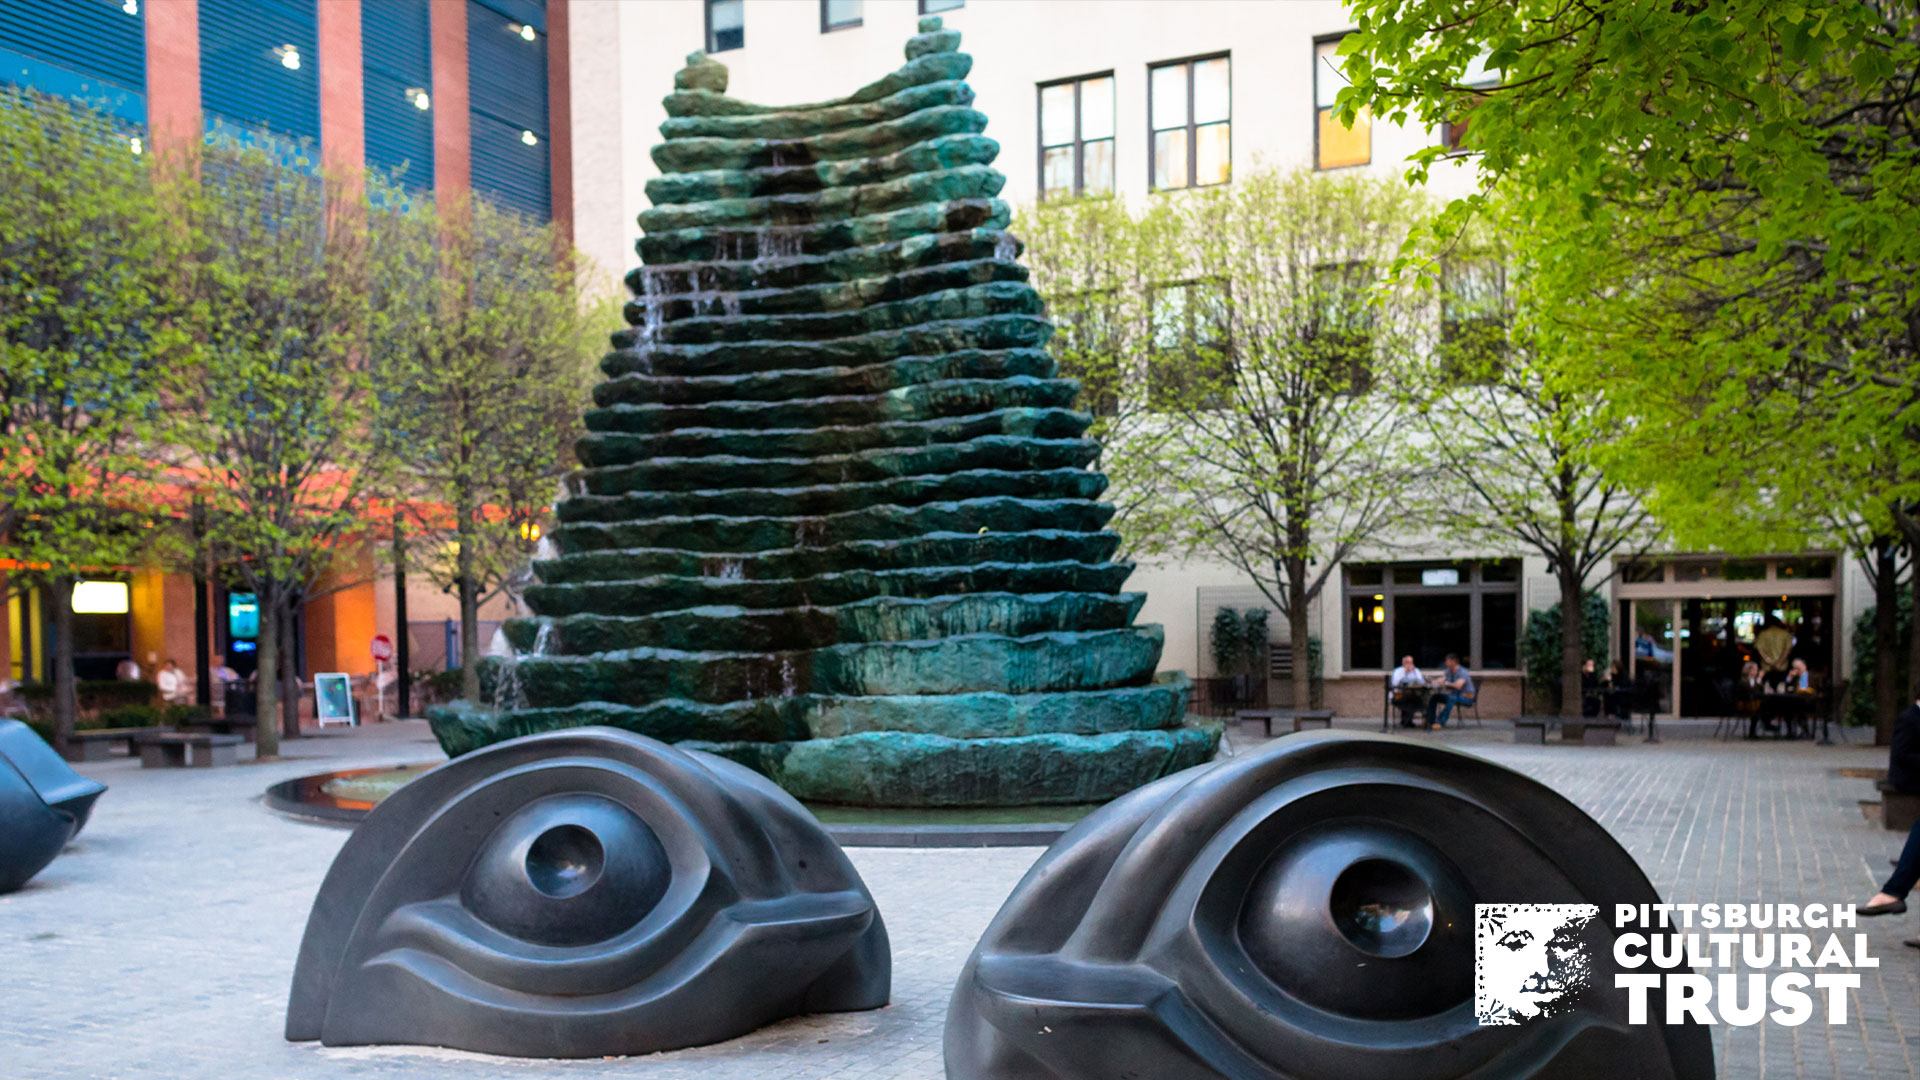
top-left (426, 17), bottom-right (1214, 806)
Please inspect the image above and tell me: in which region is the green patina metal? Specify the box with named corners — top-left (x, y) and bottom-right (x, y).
top-left (428, 18), bottom-right (1218, 806)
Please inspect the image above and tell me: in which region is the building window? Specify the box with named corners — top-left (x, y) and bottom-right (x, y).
top-left (706, 0), bottom-right (744, 52)
top-left (919, 0), bottom-right (965, 12)
top-left (1147, 279), bottom-right (1233, 410)
top-left (1312, 261), bottom-right (1374, 393)
top-left (1038, 73), bottom-right (1114, 200)
top-left (1438, 256), bottom-right (1506, 381)
top-left (1051, 290), bottom-right (1124, 417)
top-left (821, 0), bottom-right (863, 32)
top-left (1314, 35), bottom-right (1369, 169)
top-left (1344, 560), bottom-right (1521, 671)
top-left (1148, 54), bottom-right (1230, 191)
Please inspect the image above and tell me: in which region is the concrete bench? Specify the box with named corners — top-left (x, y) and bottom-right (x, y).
top-left (1291, 712), bottom-right (1334, 733)
top-left (1236, 709), bottom-right (1334, 738)
top-left (62, 726), bottom-right (173, 763)
top-left (1512, 718), bottom-right (1552, 745)
top-left (1559, 720), bottom-right (1622, 746)
top-left (136, 732), bottom-right (243, 769)
top-left (1879, 781), bottom-right (1920, 833)
top-left (180, 715), bottom-right (257, 743)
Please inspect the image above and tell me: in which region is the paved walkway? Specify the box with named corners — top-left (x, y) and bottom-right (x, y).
top-left (0, 718), bottom-right (1913, 1078)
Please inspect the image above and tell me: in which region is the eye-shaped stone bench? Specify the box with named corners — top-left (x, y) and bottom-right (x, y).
top-left (136, 732), bottom-right (243, 768)
top-left (0, 719), bottom-right (107, 893)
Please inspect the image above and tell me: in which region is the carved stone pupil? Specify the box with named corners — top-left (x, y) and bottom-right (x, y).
top-left (1328, 857), bottom-right (1433, 959)
top-left (526, 824), bottom-right (605, 899)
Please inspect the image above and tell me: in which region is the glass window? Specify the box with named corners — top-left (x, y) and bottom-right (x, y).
top-left (920, 0), bottom-right (965, 12)
top-left (1315, 37), bottom-right (1370, 169)
top-left (1439, 256), bottom-right (1507, 381)
top-left (706, 0), bottom-right (743, 52)
top-left (1776, 557), bottom-right (1834, 579)
top-left (1149, 55), bottom-right (1230, 190)
top-left (1441, 52), bottom-right (1496, 151)
top-left (1348, 593), bottom-right (1386, 670)
top-left (1723, 560), bottom-right (1767, 581)
top-left (1345, 559), bottom-right (1520, 670)
top-left (1622, 559), bottom-right (1666, 584)
top-left (1052, 291), bottom-right (1123, 416)
top-left (1037, 73), bottom-right (1115, 199)
top-left (822, 0), bottom-right (862, 30)
top-left (1147, 279), bottom-right (1233, 410)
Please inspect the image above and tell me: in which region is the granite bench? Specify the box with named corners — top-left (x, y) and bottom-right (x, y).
top-left (137, 732), bottom-right (243, 769)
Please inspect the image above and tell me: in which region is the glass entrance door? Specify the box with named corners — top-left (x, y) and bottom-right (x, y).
top-left (1627, 599), bottom-right (1676, 716)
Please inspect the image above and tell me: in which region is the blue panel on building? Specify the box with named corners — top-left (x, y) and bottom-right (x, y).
top-left (200, 0), bottom-right (318, 143)
top-left (0, 0), bottom-right (145, 123)
top-left (467, 0), bottom-right (548, 219)
top-left (362, 0), bottom-right (432, 190)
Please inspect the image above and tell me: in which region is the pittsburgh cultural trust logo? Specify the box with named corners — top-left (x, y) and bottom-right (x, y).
top-left (1474, 904), bottom-right (1598, 1025)
top-left (1475, 903), bottom-right (1877, 1027)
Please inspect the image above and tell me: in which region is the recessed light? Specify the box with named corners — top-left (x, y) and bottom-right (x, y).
top-left (274, 44), bottom-right (301, 71)
top-left (407, 87), bottom-right (430, 110)
top-left (511, 22), bottom-right (537, 41)
top-left (521, 129), bottom-right (539, 146)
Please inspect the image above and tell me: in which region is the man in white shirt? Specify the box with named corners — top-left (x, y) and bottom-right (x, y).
top-left (156, 659), bottom-right (190, 705)
top-left (1389, 655), bottom-right (1426, 728)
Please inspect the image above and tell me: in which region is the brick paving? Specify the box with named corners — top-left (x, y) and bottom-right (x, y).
top-left (0, 718), bottom-right (1914, 1078)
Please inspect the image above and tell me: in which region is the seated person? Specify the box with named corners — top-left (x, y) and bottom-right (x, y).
top-left (155, 658), bottom-right (191, 706)
top-left (1580, 659), bottom-right (1602, 718)
top-left (1786, 658), bottom-right (1814, 693)
top-left (1604, 661), bottom-right (1634, 720)
top-left (1889, 683), bottom-right (1920, 795)
top-left (1388, 656), bottom-right (1426, 728)
top-left (1426, 654), bottom-right (1476, 730)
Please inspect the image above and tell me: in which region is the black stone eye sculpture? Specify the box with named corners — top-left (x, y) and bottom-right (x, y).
top-left (945, 731), bottom-right (1713, 1080)
top-left (286, 727), bottom-right (889, 1058)
top-left (0, 719), bottom-right (107, 894)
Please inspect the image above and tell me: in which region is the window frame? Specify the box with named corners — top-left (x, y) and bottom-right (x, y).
top-left (1147, 51), bottom-right (1232, 192)
top-left (1343, 560), bottom-right (1523, 672)
top-left (1437, 254), bottom-right (1508, 383)
top-left (703, 0), bottom-right (744, 53)
top-left (1312, 31), bottom-right (1370, 171)
top-left (1036, 70), bottom-right (1116, 201)
top-left (918, 0), bottom-right (965, 13)
top-left (1146, 277), bottom-right (1235, 411)
top-left (820, 0), bottom-right (863, 33)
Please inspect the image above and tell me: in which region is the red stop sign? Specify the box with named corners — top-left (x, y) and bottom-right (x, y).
top-left (371, 633), bottom-right (394, 662)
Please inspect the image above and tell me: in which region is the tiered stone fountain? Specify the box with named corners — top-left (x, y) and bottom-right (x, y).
top-left (429, 17), bottom-right (1217, 806)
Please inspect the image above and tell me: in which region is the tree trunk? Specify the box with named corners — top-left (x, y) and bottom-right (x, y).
top-left (255, 583), bottom-right (281, 759)
top-left (1285, 556), bottom-right (1312, 711)
top-left (48, 576), bottom-right (78, 755)
top-left (1875, 539), bottom-right (1900, 746)
top-left (1558, 568), bottom-right (1585, 722)
top-left (279, 601), bottom-right (300, 740)
top-left (456, 512), bottom-right (481, 703)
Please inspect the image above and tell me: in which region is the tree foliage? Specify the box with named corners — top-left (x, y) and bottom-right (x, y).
top-left (1026, 171), bottom-right (1427, 708)
top-left (379, 198), bottom-right (603, 700)
top-left (0, 88), bottom-right (180, 749)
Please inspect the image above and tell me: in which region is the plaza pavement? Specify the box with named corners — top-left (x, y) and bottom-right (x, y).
top-left (1, 717), bottom-right (1915, 1079)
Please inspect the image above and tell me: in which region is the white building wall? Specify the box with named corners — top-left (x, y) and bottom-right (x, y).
top-left (560, 0), bottom-right (1862, 715)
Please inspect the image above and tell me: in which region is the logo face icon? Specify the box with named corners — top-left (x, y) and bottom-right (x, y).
top-left (1474, 904), bottom-right (1597, 1025)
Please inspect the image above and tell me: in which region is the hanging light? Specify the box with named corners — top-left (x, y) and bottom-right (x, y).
top-left (509, 21), bottom-right (538, 41)
top-left (274, 44), bottom-right (302, 71)
top-left (407, 87), bottom-right (431, 111)
top-left (520, 129), bottom-right (539, 146)
top-left (129, 135), bottom-right (143, 155)
top-left (519, 521), bottom-right (543, 542)
top-left (121, 0), bottom-right (138, 15)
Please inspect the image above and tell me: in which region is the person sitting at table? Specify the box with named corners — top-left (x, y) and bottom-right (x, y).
top-left (1580, 659), bottom-right (1603, 718)
top-left (1604, 661), bottom-right (1635, 720)
top-left (1389, 655), bottom-right (1426, 728)
top-left (1427, 654), bottom-right (1476, 730)
top-left (1786, 657), bottom-right (1813, 692)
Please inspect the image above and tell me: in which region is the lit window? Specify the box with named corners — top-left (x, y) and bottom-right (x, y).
top-left (919, 0), bottom-right (964, 12)
top-left (1037, 73), bottom-right (1114, 200)
top-left (71, 581), bottom-right (130, 615)
top-left (821, 0), bottom-right (863, 32)
top-left (705, 0), bottom-right (744, 53)
top-left (1149, 55), bottom-right (1230, 191)
top-left (1345, 562), bottom-right (1521, 670)
top-left (1314, 37), bottom-right (1369, 169)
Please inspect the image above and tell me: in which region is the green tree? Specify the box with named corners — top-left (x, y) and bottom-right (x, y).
top-left (380, 198), bottom-right (603, 702)
top-left (1338, 0), bottom-right (1920, 733)
top-left (0, 89), bottom-right (179, 752)
top-left (168, 136), bottom-right (394, 758)
top-left (1117, 170), bottom-right (1427, 710)
top-left (1416, 215), bottom-right (1653, 719)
